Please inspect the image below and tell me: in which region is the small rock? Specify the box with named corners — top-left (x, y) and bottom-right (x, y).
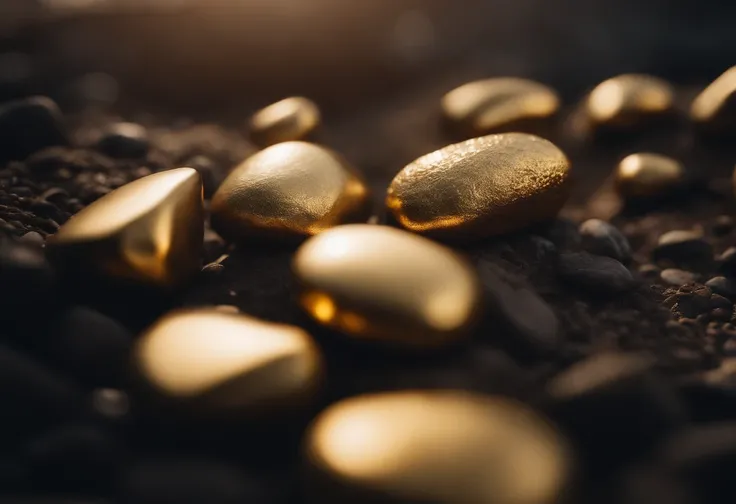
top-left (203, 228), bottom-right (226, 262)
top-left (713, 215), bottom-right (734, 236)
top-left (579, 218), bottom-right (631, 261)
top-left (0, 238), bottom-right (56, 318)
top-left (712, 307), bottom-right (733, 322)
top-left (675, 287), bottom-right (713, 318)
top-left (706, 276), bottom-right (736, 298)
top-left (91, 388), bottom-right (130, 421)
top-left (95, 122), bottom-right (149, 159)
top-left (638, 263), bottom-right (661, 278)
top-left (558, 252), bottom-right (634, 294)
top-left (201, 262), bottom-right (225, 275)
top-left (18, 231), bottom-right (44, 247)
top-left (711, 294), bottom-right (733, 310)
top-left (529, 235), bottom-right (557, 261)
top-left (718, 247), bottom-right (736, 277)
top-left (653, 230), bottom-right (713, 269)
top-left (0, 96), bottom-right (68, 164)
top-left (661, 269), bottom-right (698, 286)
top-left (539, 218), bottom-right (581, 249)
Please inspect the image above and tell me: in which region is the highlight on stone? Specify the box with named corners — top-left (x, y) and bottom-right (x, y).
top-left (586, 74), bottom-right (674, 127)
top-left (615, 153), bottom-right (686, 198)
top-left (249, 96), bottom-right (321, 148)
top-left (690, 65), bottom-right (736, 131)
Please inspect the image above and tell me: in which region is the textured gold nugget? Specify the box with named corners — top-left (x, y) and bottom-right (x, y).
top-left (586, 74), bottom-right (674, 127)
top-left (249, 97), bottom-right (321, 148)
top-left (441, 77), bottom-right (560, 136)
top-left (616, 153), bottom-right (685, 198)
top-left (691, 66), bottom-right (736, 131)
top-left (293, 225), bottom-right (480, 347)
top-left (304, 391), bottom-right (571, 504)
top-left (133, 308), bottom-right (322, 418)
top-left (386, 133), bottom-right (571, 240)
top-left (46, 168), bottom-right (203, 289)
top-left (211, 142), bottom-right (371, 244)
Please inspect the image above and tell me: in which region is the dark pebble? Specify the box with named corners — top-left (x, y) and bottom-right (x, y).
top-left (201, 262), bottom-right (225, 276)
top-left (537, 218), bottom-right (581, 249)
top-left (120, 459), bottom-right (271, 504)
top-left (0, 97), bottom-right (68, 164)
top-left (711, 294), bottom-right (733, 310)
top-left (653, 230), bottom-right (714, 269)
top-left (675, 286), bottom-right (713, 318)
top-left (95, 122), bottom-right (149, 159)
top-left (706, 276), bottom-right (736, 299)
top-left (579, 218), bottom-right (631, 262)
top-left (24, 424), bottom-right (125, 493)
top-left (638, 263), bottom-right (660, 278)
top-left (0, 238), bottom-right (55, 319)
top-left (528, 235), bottom-right (557, 262)
top-left (187, 155), bottom-right (222, 198)
top-left (713, 215), bottom-right (734, 236)
top-left (558, 252), bottom-right (634, 294)
top-left (718, 246), bottom-right (736, 277)
top-left (203, 229), bottom-right (226, 262)
top-left (18, 231), bottom-right (44, 247)
top-left (661, 268), bottom-right (698, 286)
top-left (545, 352), bottom-right (686, 473)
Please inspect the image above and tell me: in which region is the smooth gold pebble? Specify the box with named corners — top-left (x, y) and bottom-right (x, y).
top-left (386, 133), bottom-right (571, 240)
top-left (249, 96), bottom-right (321, 148)
top-left (586, 74), bottom-right (674, 127)
top-left (691, 66), bottom-right (736, 130)
top-left (133, 308), bottom-right (322, 418)
top-left (211, 142), bottom-right (371, 244)
top-left (46, 168), bottom-right (203, 289)
top-left (616, 153), bottom-right (685, 198)
top-left (441, 77), bottom-right (560, 136)
top-left (304, 391), bottom-right (571, 504)
top-left (293, 224), bottom-right (480, 347)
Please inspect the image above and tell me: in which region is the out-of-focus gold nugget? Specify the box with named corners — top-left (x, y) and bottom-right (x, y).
top-left (586, 74), bottom-right (674, 127)
top-left (133, 308), bottom-right (323, 418)
top-left (441, 77), bottom-right (560, 136)
top-left (211, 142), bottom-right (371, 244)
top-left (249, 97), bottom-right (321, 148)
top-left (46, 168), bottom-right (203, 289)
top-left (386, 133), bottom-right (571, 240)
top-left (691, 66), bottom-right (736, 130)
top-left (616, 153), bottom-right (685, 198)
top-left (293, 225), bottom-right (480, 347)
top-left (304, 391), bottom-right (571, 504)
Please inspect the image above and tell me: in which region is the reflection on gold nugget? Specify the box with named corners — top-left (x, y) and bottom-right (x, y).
top-left (293, 225), bottom-right (480, 347)
top-left (586, 74), bottom-right (674, 128)
top-left (616, 153), bottom-right (685, 198)
top-left (304, 391), bottom-right (571, 504)
top-left (134, 308), bottom-right (322, 418)
top-left (691, 66), bottom-right (736, 132)
top-left (46, 168), bottom-right (204, 289)
top-left (249, 97), bottom-right (321, 148)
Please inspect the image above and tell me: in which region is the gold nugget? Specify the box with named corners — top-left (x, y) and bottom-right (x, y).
top-left (386, 133), bottom-right (571, 240)
top-left (46, 168), bottom-right (203, 289)
top-left (211, 142), bottom-right (371, 244)
top-left (691, 66), bottom-right (736, 131)
top-left (133, 308), bottom-right (322, 418)
top-left (441, 77), bottom-right (560, 136)
top-left (293, 225), bottom-right (480, 347)
top-left (249, 97), bottom-right (321, 148)
top-left (586, 74), bottom-right (674, 127)
top-left (304, 391), bottom-right (571, 504)
top-left (616, 153), bottom-right (685, 198)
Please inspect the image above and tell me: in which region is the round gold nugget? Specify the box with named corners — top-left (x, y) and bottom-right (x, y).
top-left (304, 391), bottom-right (571, 504)
top-left (441, 77), bottom-right (560, 136)
top-left (46, 168), bottom-right (204, 289)
top-left (249, 96), bottom-right (321, 148)
top-left (616, 153), bottom-right (685, 198)
top-left (133, 308), bottom-right (323, 419)
top-left (586, 74), bottom-right (674, 127)
top-left (293, 225), bottom-right (481, 347)
top-left (211, 142), bottom-right (371, 244)
top-left (386, 133), bottom-right (571, 240)
top-left (691, 66), bottom-right (736, 131)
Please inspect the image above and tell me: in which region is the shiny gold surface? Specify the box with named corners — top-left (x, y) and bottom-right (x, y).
top-left (386, 133), bottom-right (571, 240)
top-left (46, 168), bottom-right (204, 289)
top-left (134, 308), bottom-right (322, 417)
top-left (211, 142), bottom-right (371, 243)
top-left (441, 78), bottom-right (560, 136)
top-left (249, 97), bottom-right (321, 148)
top-left (691, 66), bottom-right (736, 128)
top-left (586, 74), bottom-right (674, 126)
top-left (304, 391), bottom-right (571, 504)
top-left (616, 153), bottom-right (685, 198)
top-left (293, 225), bottom-right (480, 346)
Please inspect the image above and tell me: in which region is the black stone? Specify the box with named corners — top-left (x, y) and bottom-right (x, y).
top-left (96, 122), bottom-right (149, 159)
top-left (545, 352), bottom-right (686, 474)
top-left (0, 237), bottom-right (56, 320)
top-left (653, 230), bottom-right (714, 270)
top-left (18, 231), bottom-right (44, 247)
top-left (0, 97), bottom-right (68, 164)
top-left (536, 218), bottom-right (581, 249)
top-left (706, 276), bottom-right (736, 299)
top-left (579, 218), bottom-right (631, 262)
top-left (661, 268), bottom-right (698, 286)
top-left (713, 215), bottom-right (734, 236)
top-left (718, 247), bottom-right (736, 277)
top-left (558, 252), bottom-right (635, 294)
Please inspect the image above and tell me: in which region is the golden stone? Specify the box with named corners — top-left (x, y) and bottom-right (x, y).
top-left (616, 153), bottom-right (685, 198)
top-left (46, 168), bottom-right (203, 289)
top-left (293, 224), bottom-right (481, 347)
top-left (211, 142), bottom-right (371, 244)
top-left (249, 96), bottom-right (321, 148)
top-left (441, 77), bottom-right (560, 136)
top-left (586, 74), bottom-right (674, 127)
top-left (304, 391), bottom-right (571, 504)
top-left (133, 308), bottom-right (323, 418)
top-left (386, 133), bottom-right (571, 240)
top-left (691, 66), bottom-right (736, 130)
